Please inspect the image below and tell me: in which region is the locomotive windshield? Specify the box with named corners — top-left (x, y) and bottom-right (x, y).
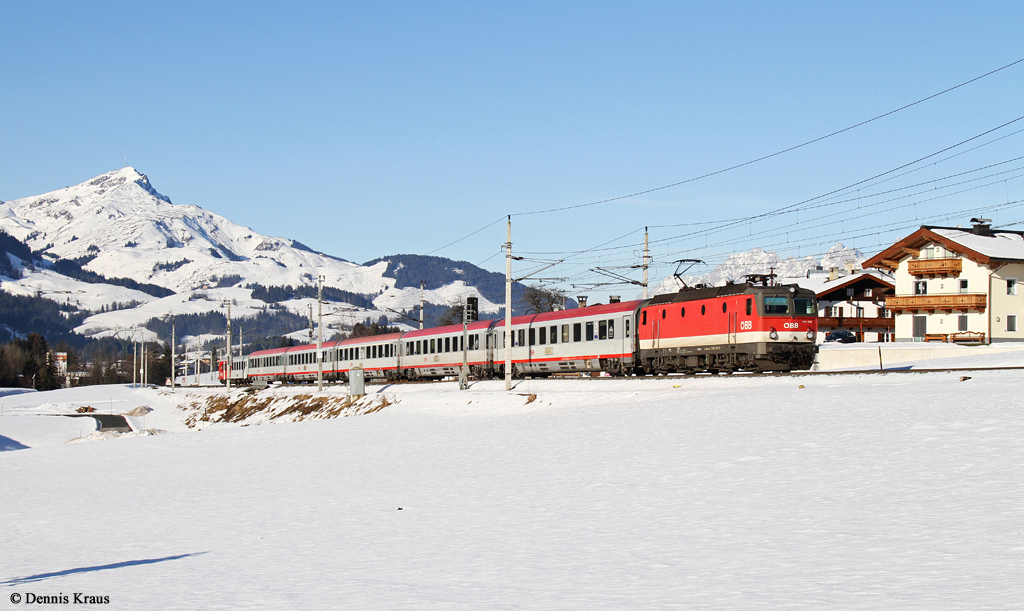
top-left (763, 296), bottom-right (789, 315)
top-left (794, 297), bottom-right (816, 316)
top-left (762, 294), bottom-right (818, 316)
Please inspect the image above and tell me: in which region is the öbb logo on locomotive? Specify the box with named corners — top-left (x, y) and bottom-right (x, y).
top-left (220, 281), bottom-right (819, 383)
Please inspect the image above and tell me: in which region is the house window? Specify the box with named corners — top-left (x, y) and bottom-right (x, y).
top-left (846, 288), bottom-right (855, 297)
top-left (958, 315), bottom-right (968, 331)
top-left (1008, 279), bottom-right (1018, 295)
top-left (959, 279), bottom-right (968, 294)
top-left (914, 280), bottom-right (927, 295)
top-left (1008, 315), bottom-right (1017, 332)
top-left (864, 288), bottom-right (873, 297)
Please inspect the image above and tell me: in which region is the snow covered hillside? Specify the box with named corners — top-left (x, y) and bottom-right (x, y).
top-left (0, 167), bottom-right (394, 295)
top-left (1, 349), bottom-right (1021, 609)
top-left (0, 168), bottom-right (500, 341)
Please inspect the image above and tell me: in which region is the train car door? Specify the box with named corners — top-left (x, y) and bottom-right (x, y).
top-left (728, 312), bottom-right (737, 344)
top-left (621, 315), bottom-right (631, 357)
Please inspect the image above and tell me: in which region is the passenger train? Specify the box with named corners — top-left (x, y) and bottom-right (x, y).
top-left (218, 280), bottom-right (819, 384)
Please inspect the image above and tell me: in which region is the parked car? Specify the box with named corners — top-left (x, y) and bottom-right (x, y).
top-left (824, 331), bottom-right (857, 343)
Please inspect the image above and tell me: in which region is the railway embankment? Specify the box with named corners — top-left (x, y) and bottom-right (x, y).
top-left (181, 388), bottom-right (396, 427)
top-left (814, 342), bottom-right (1024, 370)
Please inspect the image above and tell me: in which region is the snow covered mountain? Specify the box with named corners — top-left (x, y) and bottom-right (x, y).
top-left (0, 167), bottom-right (393, 295)
top-left (0, 168), bottom-right (514, 344)
top-left (650, 244), bottom-right (866, 295)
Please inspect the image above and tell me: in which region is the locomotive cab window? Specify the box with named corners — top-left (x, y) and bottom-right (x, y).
top-left (794, 297), bottom-right (816, 316)
top-left (763, 296), bottom-right (790, 315)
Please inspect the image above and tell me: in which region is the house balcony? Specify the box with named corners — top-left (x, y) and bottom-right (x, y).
top-left (885, 293), bottom-right (987, 313)
top-left (818, 316), bottom-right (895, 330)
top-left (908, 258), bottom-right (962, 276)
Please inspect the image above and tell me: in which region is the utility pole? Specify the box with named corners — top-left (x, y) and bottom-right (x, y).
top-left (133, 340), bottom-right (137, 388)
top-left (505, 216), bottom-right (513, 391)
top-left (459, 296), bottom-right (473, 390)
top-left (142, 339), bottom-right (147, 386)
top-left (171, 322), bottom-right (175, 391)
top-left (317, 275), bottom-right (324, 392)
top-left (643, 227), bottom-right (650, 299)
top-left (419, 281), bottom-right (426, 330)
top-left (308, 304), bottom-right (314, 341)
top-left (224, 300), bottom-right (232, 392)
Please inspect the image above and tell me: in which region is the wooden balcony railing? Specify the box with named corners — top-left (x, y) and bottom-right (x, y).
top-left (885, 293), bottom-right (987, 312)
top-left (908, 258), bottom-right (962, 276)
top-left (818, 316), bottom-right (895, 329)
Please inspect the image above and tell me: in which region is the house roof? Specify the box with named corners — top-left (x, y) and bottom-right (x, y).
top-left (863, 225), bottom-right (1024, 270)
top-left (786, 269), bottom-right (894, 298)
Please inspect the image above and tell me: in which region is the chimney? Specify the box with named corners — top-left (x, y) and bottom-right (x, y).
top-left (577, 295), bottom-right (588, 308)
top-left (970, 217), bottom-right (992, 236)
top-left (829, 267), bottom-right (838, 281)
top-left (609, 295), bottom-right (620, 304)
top-left (844, 261), bottom-right (855, 275)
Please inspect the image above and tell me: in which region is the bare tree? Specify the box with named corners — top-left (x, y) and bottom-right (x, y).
top-left (522, 284), bottom-right (566, 313)
top-left (438, 302), bottom-right (465, 327)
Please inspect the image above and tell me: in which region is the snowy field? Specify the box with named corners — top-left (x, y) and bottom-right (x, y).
top-left (1, 353), bottom-right (1022, 609)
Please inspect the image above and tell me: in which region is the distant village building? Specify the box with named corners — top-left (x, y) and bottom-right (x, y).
top-left (862, 219), bottom-right (1024, 343)
top-left (790, 266), bottom-right (895, 342)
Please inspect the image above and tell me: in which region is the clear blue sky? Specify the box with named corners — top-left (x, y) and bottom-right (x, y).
top-left (2, 1), bottom-right (1022, 299)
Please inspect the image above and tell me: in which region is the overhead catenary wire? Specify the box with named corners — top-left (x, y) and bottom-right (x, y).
top-left (507, 57), bottom-right (1024, 218)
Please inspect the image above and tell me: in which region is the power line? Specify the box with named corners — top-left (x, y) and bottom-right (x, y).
top-left (509, 57), bottom-right (1024, 217)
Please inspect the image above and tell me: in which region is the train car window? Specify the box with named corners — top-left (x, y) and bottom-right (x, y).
top-left (681, 307), bottom-right (685, 317)
top-left (661, 309), bottom-right (666, 319)
top-left (573, 323), bottom-right (581, 342)
top-left (429, 339), bottom-right (435, 353)
top-left (722, 302), bottom-right (727, 313)
top-left (609, 319), bottom-right (615, 339)
top-left (539, 327), bottom-right (546, 344)
top-left (529, 328), bottom-right (536, 345)
top-left (550, 326), bottom-right (557, 344)
top-left (764, 296), bottom-right (789, 315)
top-left (642, 311), bottom-right (647, 325)
top-left (518, 329), bottom-right (525, 347)
top-left (746, 298), bottom-right (752, 316)
top-left (625, 319), bottom-right (630, 337)
top-left (562, 324), bottom-right (569, 343)
top-left (444, 337), bottom-right (450, 352)
top-left (701, 305), bottom-right (706, 315)
top-left (586, 321), bottom-right (594, 340)
top-left (598, 320), bottom-right (607, 340)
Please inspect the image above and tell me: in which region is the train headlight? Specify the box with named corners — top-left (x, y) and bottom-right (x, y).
top-left (806, 330), bottom-right (815, 340)
top-left (769, 328), bottom-right (779, 340)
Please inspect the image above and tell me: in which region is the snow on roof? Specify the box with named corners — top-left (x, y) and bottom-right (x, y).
top-left (930, 228), bottom-right (1024, 260)
top-left (784, 269), bottom-right (893, 297)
